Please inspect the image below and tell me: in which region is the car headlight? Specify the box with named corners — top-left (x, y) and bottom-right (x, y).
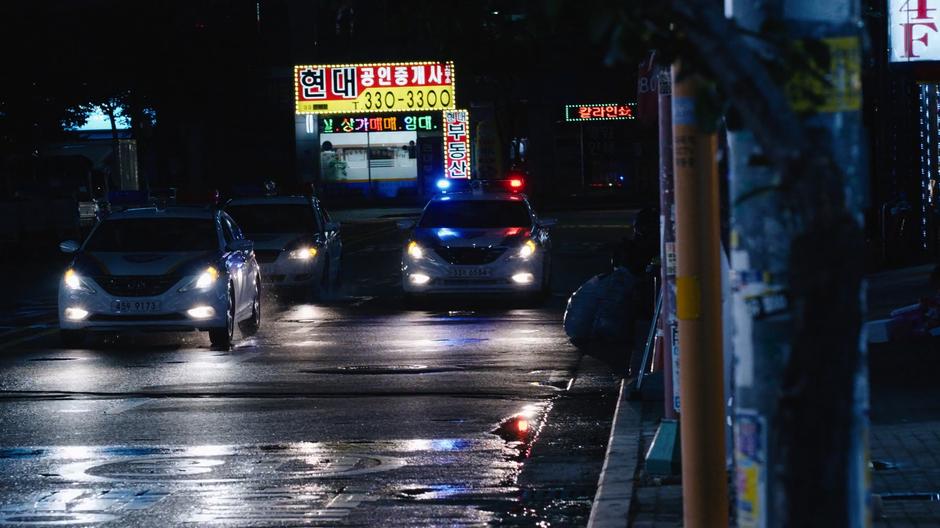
top-left (63, 269), bottom-right (96, 294)
top-left (179, 266), bottom-right (220, 292)
top-left (518, 239), bottom-right (537, 259)
top-left (407, 241), bottom-right (424, 259)
top-left (288, 246), bottom-right (318, 260)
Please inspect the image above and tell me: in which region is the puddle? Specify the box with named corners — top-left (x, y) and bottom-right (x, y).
top-left (301, 365), bottom-right (463, 375)
top-left (491, 403), bottom-right (552, 460)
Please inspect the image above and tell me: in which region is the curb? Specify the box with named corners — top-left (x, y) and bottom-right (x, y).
top-left (587, 378), bottom-right (643, 528)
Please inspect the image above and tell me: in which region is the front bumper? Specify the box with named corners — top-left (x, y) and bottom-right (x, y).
top-left (58, 277), bottom-right (229, 332)
top-left (259, 255), bottom-right (323, 287)
top-left (401, 250), bottom-right (544, 294)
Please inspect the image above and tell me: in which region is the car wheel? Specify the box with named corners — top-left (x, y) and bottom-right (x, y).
top-left (60, 329), bottom-right (86, 348)
top-left (209, 283), bottom-right (235, 348)
top-left (537, 258), bottom-right (552, 301)
top-left (239, 275), bottom-right (261, 336)
top-left (333, 260), bottom-right (343, 292)
top-left (313, 260), bottom-right (330, 301)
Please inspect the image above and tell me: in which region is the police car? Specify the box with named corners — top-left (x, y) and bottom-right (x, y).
top-left (400, 178), bottom-right (555, 296)
top-left (58, 205), bottom-right (261, 348)
top-left (224, 194), bottom-right (341, 299)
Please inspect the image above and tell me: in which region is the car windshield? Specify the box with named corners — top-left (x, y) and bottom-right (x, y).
top-left (418, 200), bottom-right (532, 228)
top-left (225, 204), bottom-right (317, 234)
top-left (85, 218), bottom-right (218, 252)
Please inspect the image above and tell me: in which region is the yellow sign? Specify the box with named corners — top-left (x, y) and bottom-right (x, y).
top-left (296, 85), bottom-right (455, 114)
top-left (787, 37), bottom-right (861, 113)
top-left (294, 61), bottom-right (456, 115)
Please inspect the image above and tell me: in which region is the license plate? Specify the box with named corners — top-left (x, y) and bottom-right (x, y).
top-left (448, 268), bottom-right (492, 278)
top-left (111, 300), bottom-right (162, 313)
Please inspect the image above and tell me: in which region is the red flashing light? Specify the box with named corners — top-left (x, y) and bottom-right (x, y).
top-left (509, 178), bottom-right (524, 189)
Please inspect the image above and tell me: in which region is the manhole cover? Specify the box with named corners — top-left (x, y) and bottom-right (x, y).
top-left (0, 513), bottom-right (119, 525)
top-left (61, 448), bottom-right (404, 483)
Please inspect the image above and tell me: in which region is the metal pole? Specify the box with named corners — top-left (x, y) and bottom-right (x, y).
top-left (366, 130), bottom-right (373, 200)
top-left (672, 63), bottom-right (728, 528)
top-left (635, 286), bottom-right (663, 391)
top-left (658, 64), bottom-right (679, 420)
top-left (580, 123), bottom-right (586, 190)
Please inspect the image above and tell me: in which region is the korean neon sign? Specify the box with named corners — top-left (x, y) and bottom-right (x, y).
top-left (319, 113), bottom-right (440, 134)
top-left (565, 103), bottom-right (636, 122)
top-left (443, 110), bottom-right (470, 179)
top-left (295, 61), bottom-right (456, 114)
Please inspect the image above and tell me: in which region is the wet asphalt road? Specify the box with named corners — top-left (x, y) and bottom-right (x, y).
top-left (0, 208), bottom-right (635, 527)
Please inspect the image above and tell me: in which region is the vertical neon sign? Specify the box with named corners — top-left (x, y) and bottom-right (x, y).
top-left (443, 110), bottom-right (470, 178)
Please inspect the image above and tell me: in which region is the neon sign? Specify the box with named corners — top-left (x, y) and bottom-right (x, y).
top-left (319, 113), bottom-right (440, 134)
top-left (564, 103), bottom-right (636, 122)
top-left (295, 61), bottom-right (456, 114)
top-left (443, 110), bottom-right (470, 179)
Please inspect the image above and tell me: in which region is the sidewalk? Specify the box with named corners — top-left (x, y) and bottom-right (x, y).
top-left (589, 264), bottom-right (940, 527)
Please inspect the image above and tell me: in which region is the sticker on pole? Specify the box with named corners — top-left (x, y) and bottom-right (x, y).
top-left (735, 412), bottom-right (767, 528)
top-left (786, 36), bottom-right (861, 113)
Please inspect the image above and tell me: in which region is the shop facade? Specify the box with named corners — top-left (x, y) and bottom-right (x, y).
top-left (292, 61), bottom-right (468, 201)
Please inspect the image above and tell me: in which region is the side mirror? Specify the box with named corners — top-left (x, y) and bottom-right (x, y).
top-left (539, 218), bottom-right (558, 228)
top-left (228, 239), bottom-right (253, 252)
top-left (326, 221), bottom-right (341, 232)
top-left (59, 240), bottom-right (80, 254)
top-left (396, 219), bottom-right (416, 230)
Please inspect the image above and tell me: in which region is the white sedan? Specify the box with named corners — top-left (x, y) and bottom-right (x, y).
top-left (224, 195), bottom-right (342, 300)
top-left (58, 206), bottom-right (261, 348)
top-left (401, 192), bottom-right (555, 296)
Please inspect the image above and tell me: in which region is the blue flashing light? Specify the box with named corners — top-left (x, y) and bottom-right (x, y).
top-left (436, 179), bottom-right (451, 190)
top-left (436, 228), bottom-right (459, 239)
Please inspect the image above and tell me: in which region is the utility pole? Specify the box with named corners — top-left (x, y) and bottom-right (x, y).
top-left (658, 65), bottom-right (679, 424)
top-left (672, 63), bottom-right (728, 528)
top-left (726, 0), bottom-right (868, 526)
top-left (645, 61), bottom-right (681, 477)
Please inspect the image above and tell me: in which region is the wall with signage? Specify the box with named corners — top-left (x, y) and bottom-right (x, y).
top-left (294, 61), bottom-right (471, 200)
top-left (560, 102), bottom-right (641, 192)
top-left (295, 61), bottom-right (456, 114)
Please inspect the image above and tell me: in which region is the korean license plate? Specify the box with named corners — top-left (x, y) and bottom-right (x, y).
top-left (448, 268), bottom-right (492, 278)
top-left (111, 300), bottom-right (162, 313)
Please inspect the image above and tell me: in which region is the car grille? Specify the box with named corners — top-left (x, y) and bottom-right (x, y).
top-left (89, 313), bottom-right (185, 322)
top-left (435, 278), bottom-right (511, 286)
top-left (255, 250), bottom-right (282, 264)
top-left (94, 275), bottom-right (180, 297)
top-left (434, 247), bottom-right (506, 265)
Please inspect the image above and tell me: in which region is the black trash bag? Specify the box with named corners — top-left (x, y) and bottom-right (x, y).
top-left (564, 268), bottom-right (637, 344)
